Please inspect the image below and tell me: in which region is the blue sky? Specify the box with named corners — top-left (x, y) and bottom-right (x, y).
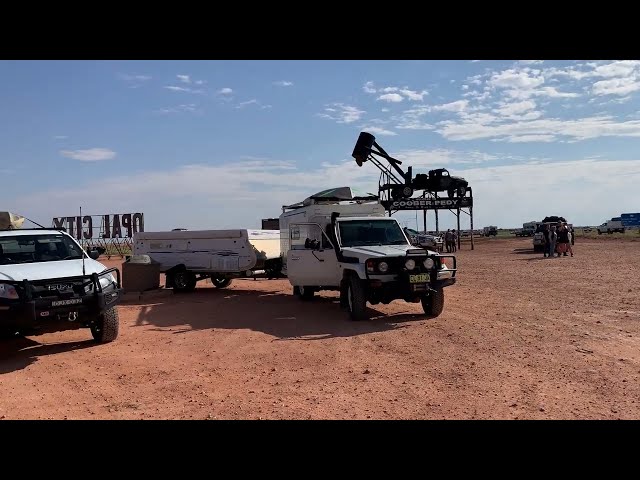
top-left (1, 59), bottom-right (640, 232)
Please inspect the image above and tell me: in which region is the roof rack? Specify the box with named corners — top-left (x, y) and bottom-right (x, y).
top-left (1, 227), bottom-right (66, 232)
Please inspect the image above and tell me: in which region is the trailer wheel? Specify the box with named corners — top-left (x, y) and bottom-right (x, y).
top-left (173, 271), bottom-right (197, 292)
top-left (212, 277), bottom-right (232, 289)
top-left (421, 288), bottom-right (444, 318)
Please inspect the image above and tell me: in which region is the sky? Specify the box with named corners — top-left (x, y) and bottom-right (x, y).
top-left (1, 59), bottom-right (640, 233)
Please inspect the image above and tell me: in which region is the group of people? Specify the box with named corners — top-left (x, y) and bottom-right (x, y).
top-left (541, 223), bottom-right (574, 258)
top-left (444, 229), bottom-right (458, 253)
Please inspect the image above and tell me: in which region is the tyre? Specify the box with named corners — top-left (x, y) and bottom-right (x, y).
top-left (293, 285), bottom-right (315, 300)
top-left (447, 189), bottom-right (455, 199)
top-left (173, 270), bottom-right (197, 292)
top-left (212, 277), bottom-right (232, 289)
top-left (421, 288), bottom-right (444, 318)
top-left (347, 275), bottom-right (367, 321)
top-left (90, 307), bottom-right (119, 343)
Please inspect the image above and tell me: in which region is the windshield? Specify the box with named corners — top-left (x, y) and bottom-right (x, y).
top-left (338, 220), bottom-right (409, 247)
top-left (0, 234), bottom-right (85, 264)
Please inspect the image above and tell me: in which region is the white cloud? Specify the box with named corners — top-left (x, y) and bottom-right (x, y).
top-left (395, 148), bottom-right (498, 167)
top-left (399, 88), bottom-right (428, 101)
top-left (273, 80), bottom-right (293, 87)
top-left (12, 155), bottom-right (639, 231)
top-left (494, 100), bottom-right (536, 116)
top-left (432, 100), bottom-right (469, 112)
top-left (489, 68), bottom-right (545, 90)
top-left (60, 148), bottom-right (116, 162)
top-left (396, 121), bottom-right (435, 130)
top-left (377, 93), bottom-right (404, 103)
top-left (156, 104), bottom-right (198, 114)
top-left (504, 134), bottom-right (556, 143)
top-left (369, 84), bottom-right (427, 102)
top-left (117, 73), bottom-right (152, 88)
top-left (318, 103), bottom-right (365, 124)
top-left (165, 86), bottom-right (189, 92)
top-left (592, 77), bottom-right (640, 96)
top-left (360, 126), bottom-right (397, 136)
top-left (118, 74), bottom-right (152, 82)
top-left (363, 81), bottom-right (377, 94)
top-left (518, 60), bottom-right (544, 65)
top-left (164, 85), bottom-right (202, 94)
top-left (393, 105), bottom-right (434, 130)
top-left (437, 115), bottom-right (640, 142)
top-left (236, 99), bottom-right (259, 108)
top-left (177, 74), bottom-right (191, 84)
top-left (217, 87), bottom-right (233, 95)
top-left (381, 108), bottom-right (389, 113)
top-left (53, 135), bottom-right (68, 140)
top-left (462, 85), bottom-right (469, 90)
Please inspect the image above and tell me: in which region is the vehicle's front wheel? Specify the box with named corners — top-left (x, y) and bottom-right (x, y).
top-left (347, 276), bottom-right (367, 321)
top-left (294, 285), bottom-right (315, 300)
top-left (90, 307), bottom-right (119, 343)
top-left (421, 288), bottom-right (444, 318)
top-left (212, 277), bottom-right (232, 289)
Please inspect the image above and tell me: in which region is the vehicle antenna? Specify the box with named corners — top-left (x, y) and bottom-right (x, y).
top-left (81, 206), bottom-right (86, 276)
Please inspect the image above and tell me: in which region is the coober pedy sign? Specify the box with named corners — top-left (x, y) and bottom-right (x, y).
top-left (382, 197), bottom-right (473, 211)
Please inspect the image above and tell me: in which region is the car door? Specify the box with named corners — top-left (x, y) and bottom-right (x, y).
top-left (286, 222), bottom-right (341, 287)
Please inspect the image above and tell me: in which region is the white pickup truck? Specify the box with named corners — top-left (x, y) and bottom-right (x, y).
top-left (597, 220), bottom-right (625, 234)
top-left (1, 212), bottom-right (122, 341)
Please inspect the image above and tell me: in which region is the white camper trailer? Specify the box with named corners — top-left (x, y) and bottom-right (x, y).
top-left (133, 228), bottom-right (282, 292)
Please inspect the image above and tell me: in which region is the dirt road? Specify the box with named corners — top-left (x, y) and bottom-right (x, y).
top-left (1, 237), bottom-right (639, 419)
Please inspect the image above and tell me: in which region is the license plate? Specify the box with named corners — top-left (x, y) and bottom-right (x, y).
top-left (409, 274), bottom-right (429, 283)
top-left (51, 298), bottom-right (82, 307)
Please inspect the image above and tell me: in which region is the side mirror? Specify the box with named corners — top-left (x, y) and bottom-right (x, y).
top-left (88, 249), bottom-right (100, 260)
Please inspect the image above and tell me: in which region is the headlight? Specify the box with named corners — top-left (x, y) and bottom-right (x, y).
top-left (99, 276), bottom-right (115, 290)
top-left (0, 284), bottom-right (19, 299)
top-left (378, 261), bottom-right (389, 273)
top-left (405, 259), bottom-right (415, 270)
top-left (423, 258), bottom-right (435, 269)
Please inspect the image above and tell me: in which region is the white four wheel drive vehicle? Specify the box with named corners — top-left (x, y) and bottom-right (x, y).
top-left (279, 188), bottom-right (457, 321)
top-left (0, 213), bottom-right (122, 342)
top-left (597, 220), bottom-right (625, 234)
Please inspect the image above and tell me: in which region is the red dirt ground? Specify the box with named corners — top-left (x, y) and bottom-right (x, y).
top-left (1, 236), bottom-right (639, 419)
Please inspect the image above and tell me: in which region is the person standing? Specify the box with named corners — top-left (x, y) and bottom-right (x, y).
top-left (444, 229), bottom-right (452, 253)
top-left (549, 225), bottom-right (558, 258)
top-left (542, 223), bottom-right (550, 257)
top-left (557, 224), bottom-right (573, 257)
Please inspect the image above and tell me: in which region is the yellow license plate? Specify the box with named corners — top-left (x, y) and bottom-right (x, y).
top-left (409, 274), bottom-right (429, 283)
